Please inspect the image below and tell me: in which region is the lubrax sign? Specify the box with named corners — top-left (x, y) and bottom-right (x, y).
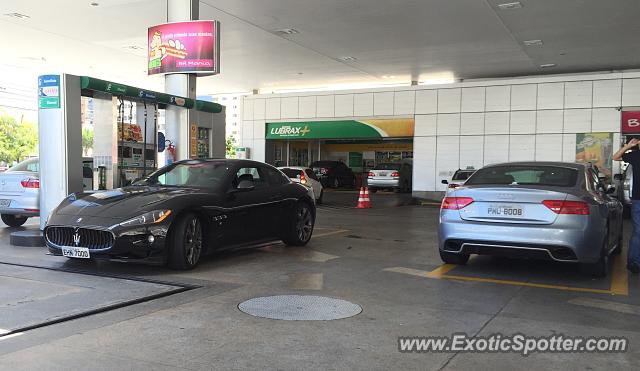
top-left (269, 125), bottom-right (311, 137)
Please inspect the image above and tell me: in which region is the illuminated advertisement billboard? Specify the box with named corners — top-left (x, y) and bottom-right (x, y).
top-left (148, 20), bottom-right (220, 75)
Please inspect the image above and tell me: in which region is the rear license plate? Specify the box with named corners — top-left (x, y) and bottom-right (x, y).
top-left (62, 247), bottom-right (90, 259)
top-left (0, 199), bottom-right (10, 207)
top-left (487, 204), bottom-right (524, 217)
top-left (379, 172), bottom-right (387, 176)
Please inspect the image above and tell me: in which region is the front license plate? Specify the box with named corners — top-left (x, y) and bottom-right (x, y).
top-left (487, 204), bottom-right (524, 217)
top-left (0, 199), bottom-right (10, 208)
top-left (62, 247), bottom-right (90, 259)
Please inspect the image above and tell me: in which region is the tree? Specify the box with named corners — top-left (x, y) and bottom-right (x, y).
top-left (0, 113), bottom-right (38, 163)
top-left (226, 136), bottom-right (237, 158)
top-left (82, 127), bottom-right (94, 156)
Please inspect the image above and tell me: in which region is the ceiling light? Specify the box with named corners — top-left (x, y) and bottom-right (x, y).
top-left (523, 39), bottom-right (543, 46)
top-left (339, 56), bottom-right (358, 62)
top-left (497, 2), bottom-right (523, 10)
top-left (4, 12), bottom-right (30, 19)
top-left (382, 75), bottom-right (396, 79)
top-left (273, 28), bottom-right (299, 35)
top-left (124, 45), bottom-right (144, 50)
top-left (540, 63), bottom-right (557, 68)
top-left (418, 77), bottom-right (456, 85)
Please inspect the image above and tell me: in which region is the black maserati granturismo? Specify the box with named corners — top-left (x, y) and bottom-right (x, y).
top-left (45, 159), bottom-right (316, 269)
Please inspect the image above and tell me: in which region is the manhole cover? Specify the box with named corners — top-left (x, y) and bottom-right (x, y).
top-left (238, 295), bottom-right (362, 321)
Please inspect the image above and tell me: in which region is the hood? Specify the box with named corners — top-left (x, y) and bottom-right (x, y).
top-left (53, 186), bottom-right (200, 219)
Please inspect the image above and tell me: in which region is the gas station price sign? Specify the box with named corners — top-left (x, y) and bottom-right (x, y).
top-left (148, 20), bottom-right (220, 75)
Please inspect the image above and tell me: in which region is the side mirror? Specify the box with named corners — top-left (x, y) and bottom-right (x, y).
top-left (441, 179), bottom-right (448, 184)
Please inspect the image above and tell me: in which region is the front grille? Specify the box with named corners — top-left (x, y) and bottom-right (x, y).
top-left (46, 226), bottom-right (114, 250)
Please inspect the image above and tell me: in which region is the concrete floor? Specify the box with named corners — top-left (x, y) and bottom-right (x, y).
top-left (0, 192), bottom-right (638, 370)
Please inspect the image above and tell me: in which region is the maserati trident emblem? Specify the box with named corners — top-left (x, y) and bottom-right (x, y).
top-left (73, 231), bottom-right (81, 247)
top-left (76, 217), bottom-right (83, 223)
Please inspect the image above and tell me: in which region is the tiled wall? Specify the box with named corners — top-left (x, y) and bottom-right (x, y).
top-left (242, 72), bottom-right (640, 195)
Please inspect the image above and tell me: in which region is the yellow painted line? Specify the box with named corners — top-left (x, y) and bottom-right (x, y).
top-left (609, 251), bottom-right (629, 296)
top-left (387, 258), bottom-right (628, 295)
top-left (312, 229), bottom-right (349, 239)
top-left (439, 274), bottom-right (613, 294)
top-left (425, 264), bottom-right (457, 278)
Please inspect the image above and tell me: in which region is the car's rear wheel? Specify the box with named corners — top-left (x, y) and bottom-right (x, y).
top-left (1, 214), bottom-right (28, 227)
top-left (580, 233), bottom-right (608, 277)
top-left (282, 202), bottom-right (314, 246)
top-left (369, 188), bottom-right (377, 193)
top-left (168, 213), bottom-right (203, 270)
top-left (439, 250), bottom-right (470, 265)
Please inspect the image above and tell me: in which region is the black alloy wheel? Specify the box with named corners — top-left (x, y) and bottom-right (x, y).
top-left (168, 213), bottom-right (203, 269)
top-left (283, 202), bottom-right (314, 246)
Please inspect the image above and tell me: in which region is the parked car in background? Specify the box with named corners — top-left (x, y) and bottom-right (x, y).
top-left (367, 160), bottom-right (412, 192)
top-left (438, 162), bottom-right (622, 277)
top-left (279, 166), bottom-right (324, 204)
top-left (310, 160), bottom-right (355, 188)
top-left (614, 165), bottom-right (632, 218)
top-left (441, 168), bottom-right (476, 195)
top-left (0, 157), bottom-right (40, 226)
top-left (0, 157), bottom-right (96, 227)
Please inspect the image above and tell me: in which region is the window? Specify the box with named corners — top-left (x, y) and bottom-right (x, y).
top-left (305, 169), bottom-right (319, 181)
top-left (374, 163), bottom-right (401, 171)
top-left (466, 166), bottom-right (578, 187)
top-left (263, 166), bottom-right (289, 186)
top-left (452, 170), bottom-right (474, 181)
top-left (8, 158), bottom-right (39, 172)
top-left (138, 161), bottom-right (229, 188)
top-left (234, 167), bottom-right (267, 189)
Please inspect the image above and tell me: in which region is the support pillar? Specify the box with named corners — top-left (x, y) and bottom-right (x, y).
top-left (164, 0), bottom-right (198, 161)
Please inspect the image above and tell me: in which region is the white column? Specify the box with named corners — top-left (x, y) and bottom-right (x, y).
top-left (164, 0), bottom-right (198, 160)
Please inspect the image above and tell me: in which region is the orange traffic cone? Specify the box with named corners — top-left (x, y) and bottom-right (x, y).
top-left (356, 187), bottom-right (372, 209)
top-left (363, 187), bottom-right (372, 208)
top-left (355, 187), bottom-right (367, 208)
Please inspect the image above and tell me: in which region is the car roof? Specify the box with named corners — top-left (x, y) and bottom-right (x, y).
top-left (482, 161), bottom-right (587, 170)
top-left (173, 158), bottom-right (276, 168)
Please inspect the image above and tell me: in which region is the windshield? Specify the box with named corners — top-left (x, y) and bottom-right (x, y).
top-left (466, 165), bottom-right (578, 187)
top-left (280, 168), bottom-right (304, 178)
top-left (374, 163), bottom-right (401, 170)
top-left (135, 161), bottom-right (229, 188)
top-left (7, 158), bottom-right (39, 172)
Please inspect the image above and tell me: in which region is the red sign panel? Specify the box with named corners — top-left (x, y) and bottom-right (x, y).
top-left (622, 111), bottom-right (640, 134)
top-left (148, 20), bottom-right (220, 75)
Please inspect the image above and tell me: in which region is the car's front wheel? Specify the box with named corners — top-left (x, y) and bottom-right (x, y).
top-left (282, 202), bottom-right (314, 246)
top-left (439, 250), bottom-right (470, 265)
top-left (168, 213), bottom-right (203, 270)
top-left (1, 214), bottom-right (28, 227)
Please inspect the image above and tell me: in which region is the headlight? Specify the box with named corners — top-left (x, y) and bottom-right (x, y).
top-left (119, 210), bottom-right (172, 227)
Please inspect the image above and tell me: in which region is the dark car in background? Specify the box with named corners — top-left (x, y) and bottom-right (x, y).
top-left (45, 159), bottom-right (316, 269)
top-left (310, 160), bottom-right (355, 188)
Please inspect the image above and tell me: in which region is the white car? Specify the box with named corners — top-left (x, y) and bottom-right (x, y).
top-left (278, 166), bottom-right (324, 204)
top-left (0, 158), bottom-right (40, 227)
top-left (441, 168), bottom-right (476, 195)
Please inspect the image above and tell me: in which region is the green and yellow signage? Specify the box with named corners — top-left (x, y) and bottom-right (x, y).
top-left (266, 119), bottom-right (414, 140)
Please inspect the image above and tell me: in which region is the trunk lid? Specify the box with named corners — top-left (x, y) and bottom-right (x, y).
top-left (0, 171), bottom-right (35, 194)
top-left (453, 186), bottom-right (569, 224)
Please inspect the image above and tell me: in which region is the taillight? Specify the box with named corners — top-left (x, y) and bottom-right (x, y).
top-left (441, 197), bottom-right (474, 210)
top-left (368, 171), bottom-right (375, 178)
top-left (299, 173), bottom-right (307, 184)
top-left (21, 178), bottom-right (40, 189)
top-left (448, 183), bottom-right (460, 189)
top-left (542, 200), bottom-right (589, 215)
top-left (390, 171), bottom-right (400, 177)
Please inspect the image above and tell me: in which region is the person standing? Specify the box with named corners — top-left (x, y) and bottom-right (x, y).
top-left (614, 138), bottom-right (640, 273)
